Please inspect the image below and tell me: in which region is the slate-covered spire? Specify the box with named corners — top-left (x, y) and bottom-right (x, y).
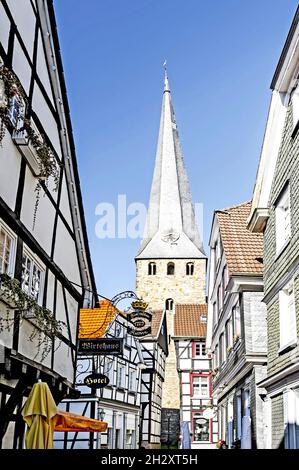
top-left (136, 69), bottom-right (206, 259)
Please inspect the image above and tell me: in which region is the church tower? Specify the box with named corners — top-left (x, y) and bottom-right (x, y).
top-left (135, 68), bottom-right (207, 445)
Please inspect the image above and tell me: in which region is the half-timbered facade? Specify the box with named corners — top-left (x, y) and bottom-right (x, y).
top-left (139, 310), bottom-right (168, 448)
top-left (173, 304), bottom-right (217, 449)
top-left (54, 301), bottom-right (144, 449)
top-left (0, 0), bottom-right (96, 448)
top-left (207, 202), bottom-right (268, 448)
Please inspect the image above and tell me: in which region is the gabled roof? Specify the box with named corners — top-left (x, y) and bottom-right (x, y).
top-left (174, 304), bottom-right (207, 338)
top-left (216, 201), bottom-right (263, 275)
top-left (140, 309), bottom-right (165, 340)
top-left (79, 300), bottom-right (118, 339)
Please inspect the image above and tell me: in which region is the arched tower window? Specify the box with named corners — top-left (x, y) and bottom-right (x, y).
top-left (186, 262), bottom-right (194, 275)
top-left (167, 262), bottom-right (175, 275)
top-left (165, 298), bottom-right (174, 311)
top-left (148, 262), bottom-right (156, 275)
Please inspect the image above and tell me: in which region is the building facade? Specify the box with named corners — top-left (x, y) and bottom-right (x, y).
top-left (139, 310), bottom-right (168, 448)
top-left (0, 0), bottom-right (96, 448)
top-left (54, 301), bottom-right (145, 449)
top-left (207, 202), bottom-right (268, 448)
top-left (173, 304), bottom-right (217, 449)
top-left (135, 70), bottom-right (207, 447)
top-left (248, 7), bottom-right (299, 449)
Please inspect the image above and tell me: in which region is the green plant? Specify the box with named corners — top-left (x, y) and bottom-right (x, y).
top-left (0, 66), bottom-right (27, 144)
top-left (22, 119), bottom-right (60, 228)
top-left (0, 66), bottom-right (60, 229)
top-left (0, 273), bottom-right (66, 361)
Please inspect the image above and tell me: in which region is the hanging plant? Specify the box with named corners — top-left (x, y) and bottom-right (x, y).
top-left (21, 118), bottom-right (61, 229)
top-left (0, 65), bottom-right (27, 145)
top-left (0, 65), bottom-right (60, 228)
top-left (0, 273), bottom-right (66, 362)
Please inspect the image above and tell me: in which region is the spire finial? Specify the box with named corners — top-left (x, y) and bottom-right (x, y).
top-left (163, 60), bottom-right (170, 92)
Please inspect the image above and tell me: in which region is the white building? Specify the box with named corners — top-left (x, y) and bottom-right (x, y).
top-left (173, 304), bottom-right (217, 449)
top-left (207, 202), bottom-right (268, 448)
top-left (54, 301), bottom-right (145, 449)
top-left (0, 0), bottom-right (96, 448)
top-left (139, 309), bottom-right (168, 448)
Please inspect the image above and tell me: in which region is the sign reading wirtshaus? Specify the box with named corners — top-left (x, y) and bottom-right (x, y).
top-left (78, 338), bottom-right (123, 355)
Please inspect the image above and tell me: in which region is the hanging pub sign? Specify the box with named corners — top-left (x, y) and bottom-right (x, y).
top-left (127, 300), bottom-right (152, 337)
top-left (84, 373), bottom-right (110, 389)
top-left (78, 338), bottom-right (123, 355)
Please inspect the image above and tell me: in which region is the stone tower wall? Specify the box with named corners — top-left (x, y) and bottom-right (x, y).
top-left (135, 258), bottom-right (206, 310)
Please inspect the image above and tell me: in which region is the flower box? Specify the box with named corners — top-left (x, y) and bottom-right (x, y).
top-left (12, 128), bottom-right (41, 176)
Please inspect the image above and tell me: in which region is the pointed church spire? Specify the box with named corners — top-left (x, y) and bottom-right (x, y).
top-left (136, 68), bottom-right (206, 260)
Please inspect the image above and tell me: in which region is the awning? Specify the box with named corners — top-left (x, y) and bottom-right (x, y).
top-left (54, 411), bottom-right (108, 433)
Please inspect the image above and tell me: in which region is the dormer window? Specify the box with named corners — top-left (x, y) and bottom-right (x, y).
top-left (148, 262), bottom-right (156, 275)
top-left (165, 298), bottom-right (173, 311)
top-left (167, 262), bottom-right (175, 275)
top-left (186, 262), bottom-right (194, 276)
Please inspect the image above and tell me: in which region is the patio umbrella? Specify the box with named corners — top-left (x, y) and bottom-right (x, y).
top-left (21, 381), bottom-right (57, 449)
top-left (22, 381), bottom-right (108, 449)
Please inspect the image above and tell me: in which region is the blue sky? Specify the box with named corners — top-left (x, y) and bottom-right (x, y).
top-left (54, 0), bottom-right (298, 299)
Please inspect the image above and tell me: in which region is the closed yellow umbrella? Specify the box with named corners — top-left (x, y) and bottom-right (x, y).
top-left (21, 381), bottom-right (57, 449)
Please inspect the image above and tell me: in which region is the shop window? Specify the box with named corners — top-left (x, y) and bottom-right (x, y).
top-left (193, 412), bottom-right (210, 442)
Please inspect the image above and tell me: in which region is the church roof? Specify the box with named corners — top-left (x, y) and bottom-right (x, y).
top-left (174, 304), bottom-right (207, 338)
top-left (136, 70), bottom-right (206, 260)
top-left (216, 201), bottom-right (264, 275)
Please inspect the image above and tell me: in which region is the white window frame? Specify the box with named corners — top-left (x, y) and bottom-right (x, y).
top-left (128, 368), bottom-right (137, 392)
top-left (192, 375), bottom-right (209, 398)
top-left (279, 280), bottom-right (297, 351)
top-left (0, 220), bottom-right (16, 277)
top-left (21, 247), bottom-right (45, 304)
top-left (275, 184), bottom-right (291, 254)
top-left (117, 363), bottom-right (126, 389)
top-left (194, 341), bottom-right (206, 357)
top-left (104, 358), bottom-right (114, 384)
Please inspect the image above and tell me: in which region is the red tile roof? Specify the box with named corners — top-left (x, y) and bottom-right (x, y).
top-left (216, 201), bottom-right (264, 275)
top-left (174, 304), bottom-right (207, 337)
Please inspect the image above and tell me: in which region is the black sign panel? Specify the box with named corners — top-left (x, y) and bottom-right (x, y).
top-left (84, 373), bottom-right (110, 389)
top-left (78, 338), bottom-right (123, 355)
top-left (127, 310), bottom-right (152, 337)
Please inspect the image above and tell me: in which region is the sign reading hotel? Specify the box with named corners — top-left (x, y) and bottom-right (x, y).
top-left (84, 373), bottom-right (110, 389)
top-left (78, 338), bottom-right (123, 355)
top-left (127, 300), bottom-right (152, 337)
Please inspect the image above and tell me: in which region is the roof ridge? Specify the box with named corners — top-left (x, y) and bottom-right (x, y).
top-left (216, 200), bottom-right (251, 214)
